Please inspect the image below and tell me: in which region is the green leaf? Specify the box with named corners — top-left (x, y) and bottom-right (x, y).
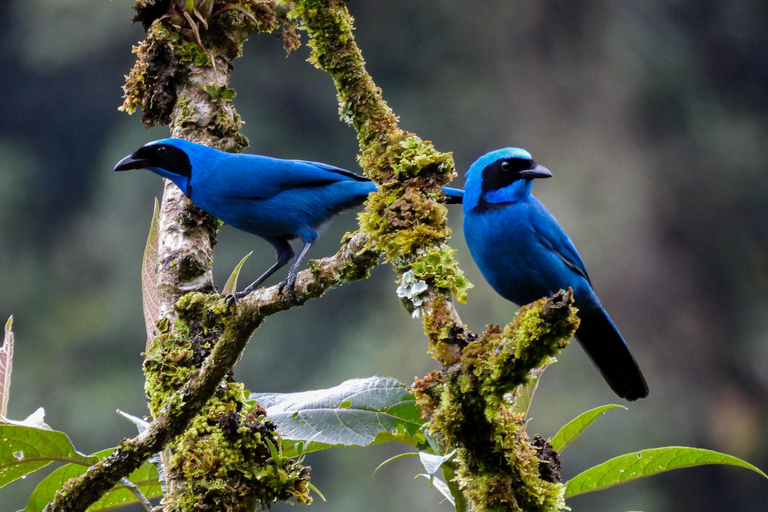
top-left (565, 446), bottom-right (768, 498)
top-left (1, 316), bottom-right (13, 418)
top-left (416, 474), bottom-right (454, 506)
top-left (372, 452), bottom-right (419, 476)
top-left (117, 410), bottom-right (150, 435)
top-left (510, 366), bottom-right (547, 418)
top-left (252, 377), bottom-right (425, 453)
top-left (441, 463), bottom-right (468, 512)
top-left (307, 482), bottom-right (326, 502)
top-left (21, 447), bottom-right (162, 512)
top-left (222, 252), bottom-right (253, 296)
top-left (549, 404), bottom-right (626, 453)
top-left (0, 425), bottom-right (94, 489)
top-left (142, 198), bottom-right (161, 349)
top-left (418, 450), bottom-right (456, 477)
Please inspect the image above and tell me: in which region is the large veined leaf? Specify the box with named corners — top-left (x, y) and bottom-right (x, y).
top-left (142, 198), bottom-right (161, 350)
top-left (0, 425), bottom-right (95, 488)
top-left (0, 316), bottom-right (13, 418)
top-left (566, 446), bottom-right (768, 498)
top-left (20, 447), bottom-right (161, 512)
top-left (252, 377), bottom-right (425, 451)
top-left (549, 404), bottom-right (626, 453)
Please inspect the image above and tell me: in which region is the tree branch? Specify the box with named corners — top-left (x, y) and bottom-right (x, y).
top-left (414, 290), bottom-right (579, 512)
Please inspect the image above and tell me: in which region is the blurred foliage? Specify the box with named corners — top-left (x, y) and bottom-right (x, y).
top-left (0, 1), bottom-right (766, 511)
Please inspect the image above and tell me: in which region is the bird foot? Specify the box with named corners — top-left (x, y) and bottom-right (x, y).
top-left (225, 289), bottom-right (248, 308)
top-left (279, 273), bottom-right (299, 302)
top-left (225, 293), bottom-right (239, 309)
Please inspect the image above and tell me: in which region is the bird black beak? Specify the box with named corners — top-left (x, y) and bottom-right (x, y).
top-left (114, 153), bottom-right (148, 172)
top-left (517, 164), bottom-right (552, 180)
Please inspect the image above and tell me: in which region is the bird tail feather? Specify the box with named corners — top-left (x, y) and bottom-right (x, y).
top-left (575, 307), bottom-right (649, 401)
top-left (442, 187), bottom-right (464, 204)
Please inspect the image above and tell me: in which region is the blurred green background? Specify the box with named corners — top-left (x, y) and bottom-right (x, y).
top-left (2, 1), bottom-right (767, 511)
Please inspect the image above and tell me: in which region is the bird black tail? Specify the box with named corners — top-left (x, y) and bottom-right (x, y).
top-left (442, 187), bottom-right (465, 204)
top-left (575, 306), bottom-right (649, 401)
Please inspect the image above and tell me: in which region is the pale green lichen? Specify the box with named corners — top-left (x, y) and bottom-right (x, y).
top-left (411, 245), bottom-right (473, 303)
top-left (205, 83), bottom-right (237, 101)
top-left (175, 96), bottom-right (197, 120)
top-left (392, 135), bottom-right (454, 177)
top-left (396, 270), bottom-right (428, 317)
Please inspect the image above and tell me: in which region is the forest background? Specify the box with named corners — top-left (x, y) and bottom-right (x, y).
top-left (1, 1), bottom-right (767, 511)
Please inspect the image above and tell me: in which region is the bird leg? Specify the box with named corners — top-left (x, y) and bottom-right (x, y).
top-left (281, 240), bottom-right (315, 300)
top-left (229, 239), bottom-right (294, 301)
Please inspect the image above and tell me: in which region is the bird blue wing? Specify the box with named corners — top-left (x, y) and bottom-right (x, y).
top-left (528, 197), bottom-right (592, 285)
top-left (220, 155), bottom-right (369, 200)
top-left (289, 160), bottom-right (370, 184)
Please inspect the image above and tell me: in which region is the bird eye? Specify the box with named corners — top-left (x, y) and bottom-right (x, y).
top-left (500, 161), bottom-right (510, 171)
top-left (156, 146), bottom-right (166, 154)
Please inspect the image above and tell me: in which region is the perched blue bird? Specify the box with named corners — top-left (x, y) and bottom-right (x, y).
top-left (115, 138), bottom-right (464, 299)
top-left (462, 148), bottom-right (648, 400)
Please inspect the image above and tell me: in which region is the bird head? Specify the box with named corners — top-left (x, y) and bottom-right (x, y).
top-left (463, 148), bottom-right (551, 210)
top-left (114, 138), bottom-right (195, 193)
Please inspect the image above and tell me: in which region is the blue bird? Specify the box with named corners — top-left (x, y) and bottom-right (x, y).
top-left (115, 138), bottom-right (464, 299)
top-left (462, 148), bottom-right (648, 401)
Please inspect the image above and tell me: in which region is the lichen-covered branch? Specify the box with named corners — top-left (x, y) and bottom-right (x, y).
top-left (129, 2), bottom-right (314, 509)
top-left (288, 2), bottom-right (582, 510)
top-left (43, 228), bottom-right (376, 512)
top-left (46, 2), bottom-right (307, 511)
top-left (291, 0), bottom-right (473, 366)
top-left (414, 290), bottom-right (580, 512)
top-left (44, 305), bottom-right (262, 512)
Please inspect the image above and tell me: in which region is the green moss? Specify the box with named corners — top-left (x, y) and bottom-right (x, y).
top-left (393, 135), bottom-right (454, 177)
top-left (411, 245), bottom-right (473, 303)
top-left (175, 292), bottom-right (234, 331)
top-left (466, 298), bottom-right (579, 399)
top-left (175, 96), bottom-right (197, 120)
top-left (210, 106), bottom-right (248, 148)
top-left (325, 234), bottom-right (380, 283)
top-left (121, 2), bottom-right (296, 127)
top-left (413, 293), bottom-right (579, 512)
top-left (143, 320), bottom-right (197, 417)
top-left (144, 292), bottom-right (309, 512)
top-left (359, 184), bottom-right (450, 260)
top-left (164, 381), bottom-right (312, 511)
top-left (144, 292), bottom-right (238, 419)
top-left (291, 0), bottom-right (400, 146)
top-left (358, 133), bottom-right (454, 185)
top-left (205, 83), bottom-right (237, 101)
top-left (119, 24), bottom-right (185, 126)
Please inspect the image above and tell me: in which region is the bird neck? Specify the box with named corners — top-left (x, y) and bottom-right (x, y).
top-left (483, 179), bottom-right (533, 205)
top-left (147, 167), bottom-right (191, 197)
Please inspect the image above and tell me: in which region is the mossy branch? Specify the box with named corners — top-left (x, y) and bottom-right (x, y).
top-left (290, 2), bottom-right (583, 510)
top-left (45, 2), bottom-right (307, 511)
top-left (414, 290), bottom-right (580, 512)
top-left (43, 226), bottom-right (376, 511)
top-left (292, 0), bottom-right (472, 366)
